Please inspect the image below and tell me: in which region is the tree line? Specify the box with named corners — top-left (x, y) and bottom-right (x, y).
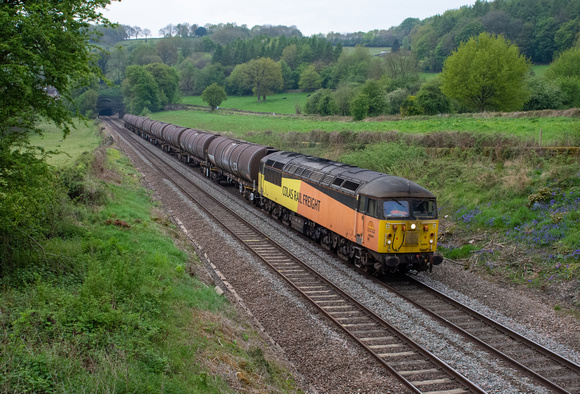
top-left (78, 0), bottom-right (580, 119)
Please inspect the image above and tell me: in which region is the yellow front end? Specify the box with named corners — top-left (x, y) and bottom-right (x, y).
top-left (377, 220), bottom-right (439, 254)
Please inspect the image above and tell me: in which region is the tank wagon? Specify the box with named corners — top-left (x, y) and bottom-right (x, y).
top-left (122, 114), bottom-right (442, 274)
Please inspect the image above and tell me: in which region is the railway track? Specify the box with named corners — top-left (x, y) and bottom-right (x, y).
top-left (104, 117), bottom-right (483, 394)
top-left (379, 275), bottom-right (580, 394)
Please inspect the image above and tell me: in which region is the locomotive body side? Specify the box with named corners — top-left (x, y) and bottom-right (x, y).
top-left (259, 151), bottom-right (442, 272)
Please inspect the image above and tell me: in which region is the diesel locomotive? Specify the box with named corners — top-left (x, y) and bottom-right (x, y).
top-left (122, 114), bottom-right (443, 274)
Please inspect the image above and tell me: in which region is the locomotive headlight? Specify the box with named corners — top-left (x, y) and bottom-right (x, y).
top-left (429, 239), bottom-right (434, 244)
top-left (410, 223), bottom-right (416, 230)
top-left (387, 240), bottom-right (392, 245)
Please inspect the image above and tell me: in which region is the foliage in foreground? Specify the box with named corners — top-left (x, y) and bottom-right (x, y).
top-left (0, 143), bottom-right (297, 393)
top-left (0, 0), bottom-right (112, 139)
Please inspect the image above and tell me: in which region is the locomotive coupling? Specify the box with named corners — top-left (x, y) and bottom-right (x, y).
top-left (385, 256), bottom-right (400, 267)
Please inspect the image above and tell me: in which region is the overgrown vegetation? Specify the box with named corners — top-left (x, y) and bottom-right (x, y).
top-left (0, 126), bottom-right (298, 392)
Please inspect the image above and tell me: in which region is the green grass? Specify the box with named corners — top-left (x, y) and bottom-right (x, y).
top-left (420, 72), bottom-right (440, 81)
top-left (532, 64), bottom-right (549, 76)
top-left (150, 109), bottom-right (580, 147)
top-left (183, 92), bottom-right (310, 114)
top-left (342, 46), bottom-right (391, 56)
top-left (28, 120), bottom-right (102, 168)
top-left (0, 143), bottom-right (298, 392)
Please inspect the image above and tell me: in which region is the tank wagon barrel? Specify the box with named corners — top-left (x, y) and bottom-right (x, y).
top-left (207, 136), bottom-right (277, 187)
top-left (121, 113), bottom-right (442, 274)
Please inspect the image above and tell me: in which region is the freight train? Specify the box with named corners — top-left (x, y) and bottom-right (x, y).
top-left (122, 114), bottom-right (443, 274)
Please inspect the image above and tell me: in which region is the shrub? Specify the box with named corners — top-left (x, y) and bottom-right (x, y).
top-left (415, 78), bottom-right (452, 115)
top-left (523, 76), bottom-right (563, 110)
top-left (350, 93), bottom-right (369, 120)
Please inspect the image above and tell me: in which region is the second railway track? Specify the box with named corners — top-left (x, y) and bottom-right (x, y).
top-left (382, 275), bottom-right (580, 393)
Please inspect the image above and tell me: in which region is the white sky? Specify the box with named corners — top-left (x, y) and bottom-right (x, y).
top-left (101, 0), bottom-right (477, 37)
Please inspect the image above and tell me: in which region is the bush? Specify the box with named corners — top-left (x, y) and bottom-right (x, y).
top-left (385, 88), bottom-right (409, 115)
top-left (524, 76), bottom-right (563, 110)
top-left (350, 93), bottom-right (369, 120)
top-left (400, 95), bottom-right (423, 117)
top-left (415, 78), bottom-right (451, 115)
top-left (305, 89), bottom-right (336, 115)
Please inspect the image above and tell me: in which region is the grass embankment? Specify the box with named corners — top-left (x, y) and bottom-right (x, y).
top-left (153, 107), bottom-right (579, 147)
top-left (1, 122), bottom-right (297, 392)
top-left (151, 107), bottom-right (580, 310)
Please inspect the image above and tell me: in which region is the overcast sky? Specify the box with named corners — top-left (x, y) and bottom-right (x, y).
top-left (102, 0), bottom-right (477, 37)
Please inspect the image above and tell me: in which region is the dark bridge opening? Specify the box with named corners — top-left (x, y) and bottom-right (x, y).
top-left (97, 96), bottom-right (124, 117)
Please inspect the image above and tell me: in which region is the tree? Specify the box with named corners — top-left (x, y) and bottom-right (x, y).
top-left (144, 63), bottom-right (180, 106)
top-left (130, 43), bottom-right (162, 65)
top-left (523, 76), bottom-right (563, 110)
top-left (400, 95), bottom-right (423, 117)
top-left (122, 65), bottom-right (161, 114)
top-left (0, 0), bottom-right (112, 138)
top-left (132, 26), bottom-right (142, 39)
top-left (359, 80), bottom-right (387, 117)
top-left (176, 23), bottom-right (190, 38)
top-left (440, 33), bottom-right (530, 112)
top-left (142, 28), bottom-right (151, 41)
top-left (193, 63), bottom-right (227, 95)
top-left (195, 26), bottom-right (208, 37)
top-left (156, 38), bottom-right (178, 65)
top-left (351, 93), bottom-right (370, 120)
top-left (330, 45), bottom-right (373, 86)
top-left (235, 57), bottom-right (283, 101)
top-left (201, 83), bottom-right (227, 110)
top-left (159, 24), bottom-right (176, 37)
top-left (544, 47), bottom-right (580, 107)
top-left (178, 59), bottom-right (198, 95)
top-left (0, 0), bottom-right (112, 272)
top-left (298, 65), bottom-right (322, 91)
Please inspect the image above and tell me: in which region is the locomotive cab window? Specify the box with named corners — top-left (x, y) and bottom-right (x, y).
top-left (358, 196), bottom-right (379, 218)
top-left (412, 199), bottom-right (437, 219)
top-left (367, 198), bottom-right (378, 218)
top-left (383, 200), bottom-right (409, 218)
top-left (382, 199), bottom-right (437, 219)
top-left (357, 196), bottom-right (367, 212)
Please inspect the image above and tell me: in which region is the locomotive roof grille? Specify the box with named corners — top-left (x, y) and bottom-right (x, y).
top-left (342, 180), bottom-right (360, 192)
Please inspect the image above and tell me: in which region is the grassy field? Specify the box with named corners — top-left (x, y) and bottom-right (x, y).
top-left (342, 46), bottom-right (391, 56)
top-left (150, 109), bottom-right (580, 147)
top-left (183, 92), bottom-right (310, 114)
top-left (29, 120), bottom-right (102, 168)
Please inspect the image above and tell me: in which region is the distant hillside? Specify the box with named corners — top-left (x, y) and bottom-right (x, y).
top-left (328, 0), bottom-right (580, 70)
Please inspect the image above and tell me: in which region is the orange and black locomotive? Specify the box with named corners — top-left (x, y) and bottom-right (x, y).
top-left (123, 114), bottom-right (442, 274)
